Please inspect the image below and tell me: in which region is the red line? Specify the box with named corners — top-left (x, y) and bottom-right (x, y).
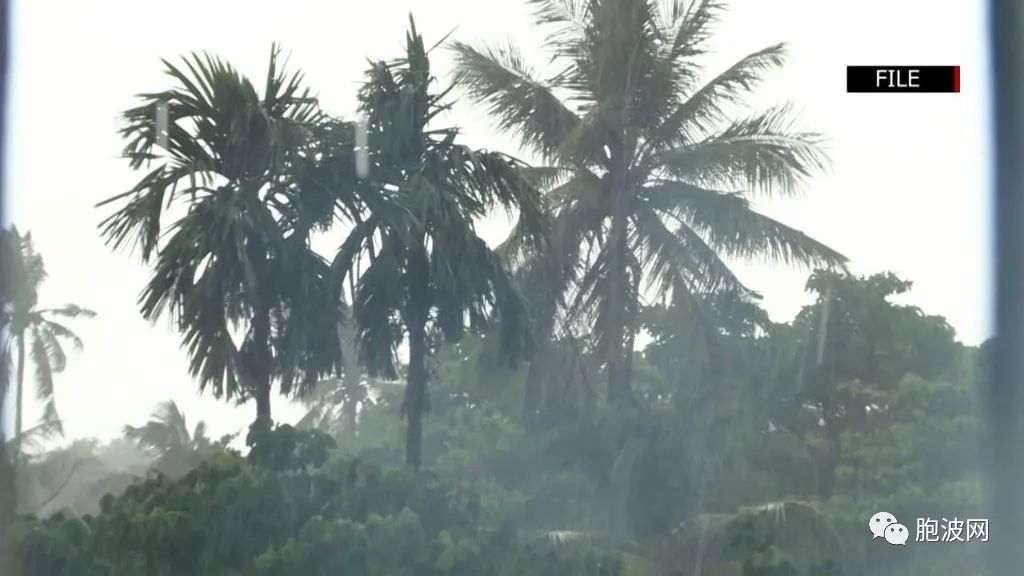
top-left (954, 65), bottom-right (960, 93)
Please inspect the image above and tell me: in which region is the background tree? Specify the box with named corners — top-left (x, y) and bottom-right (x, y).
top-left (124, 400), bottom-right (234, 478)
top-left (11, 436), bottom-right (149, 516)
top-left (332, 17), bottom-right (546, 469)
top-left (97, 46), bottom-right (346, 424)
top-left (786, 271), bottom-right (962, 499)
top-left (454, 0), bottom-right (844, 405)
top-left (0, 226), bottom-right (94, 465)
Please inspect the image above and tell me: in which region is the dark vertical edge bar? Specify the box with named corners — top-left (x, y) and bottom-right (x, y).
top-left (0, 0), bottom-right (13, 572)
top-left (955, 65), bottom-right (961, 93)
top-left (989, 0), bottom-right (1024, 575)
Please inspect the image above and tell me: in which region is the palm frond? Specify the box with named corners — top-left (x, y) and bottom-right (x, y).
top-left (650, 43), bottom-right (788, 149)
top-left (34, 318), bottom-right (84, 351)
top-left (351, 232), bottom-right (405, 380)
top-left (38, 304), bottom-right (96, 320)
top-left (657, 104), bottom-right (829, 197)
top-left (124, 400), bottom-right (191, 456)
top-left (527, 0), bottom-right (591, 47)
top-left (658, 0), bottom-right (725, 64)
top-left (451, 41), bottom-right (581, 162)
top-left (1, 227), bottom-right (47, 306)
top-left (28, 325), bottom-right (60, 401)
top-left (632, 204), bottom-right (747, 297)
top-left (6, 400), bottom-right (64, 455)
top-left (643, 180), bottom-right (847, 268)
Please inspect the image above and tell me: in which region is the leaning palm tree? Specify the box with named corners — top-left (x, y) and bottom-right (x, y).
top-left (333, 17), bottom-right (546, 469)
top-left (0, 226), bottom-right (94, 462)
top-left (453, 0), bottom-right (846, 404)
top-left (124, 400), bottom-right (231, 477)
top-left (98, 46), bottom-right (347, 424)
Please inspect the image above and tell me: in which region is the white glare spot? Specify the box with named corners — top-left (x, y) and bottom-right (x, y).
top-left (155, 100), bottom-right (169, 151)
top-left (355, 116), bottom-right (369, 179)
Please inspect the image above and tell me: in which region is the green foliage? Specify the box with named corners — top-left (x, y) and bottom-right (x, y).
top-left (11, 423), bottom-right (625, 576)
top-left (244, 419), bottom-right (334, 473)
top-left (338, 270), bottom-right (985, 576)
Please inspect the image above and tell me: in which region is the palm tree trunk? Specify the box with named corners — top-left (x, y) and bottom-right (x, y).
top-left (339, 318), bottom-right (362, 434)
top-left (522, 311), bottom-right (555, 424)
top-left (342, 377), bottom-right (358, 430)
top-left (819, 406), bottom-right (841, 500)
top-left (0, 342), bottom-right (13, 556)
top-left (0, 436), bottom-right (13, 576)
top-left (406, 314), bottom-right (428, 470)
top-left (606, 195), bottom-right (631, 404)
top-left (245, 234), bottom-right (274, 424)
top-left (522, 357), bottom-right (545, 424)
top-left (254, 384), bottom-right (271, 421)
top-left (251, 304), bottom-right (272, 423)
top-left (14, 328), bottom-right (25, 463)
top-left (404, 249), bottom-right (431, 471)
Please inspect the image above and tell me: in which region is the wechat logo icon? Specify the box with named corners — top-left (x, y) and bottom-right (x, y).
top-left (869, 512), bottom-right (909, 546)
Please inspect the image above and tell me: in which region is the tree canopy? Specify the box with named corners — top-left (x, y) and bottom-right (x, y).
top-left (453, 0), bottom-right (845, 405)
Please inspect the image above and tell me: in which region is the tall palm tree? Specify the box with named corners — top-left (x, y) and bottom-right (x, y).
top-left (124, 400), bottom-right (231, 477)
top-left (453, 0), bottom-right (846, 404)
top-left (98, 46), bottom-right (347, 423)
top-left (333, 17), bottom-right (546, 469)
top-left (0, 226), bottom-right (94, 462)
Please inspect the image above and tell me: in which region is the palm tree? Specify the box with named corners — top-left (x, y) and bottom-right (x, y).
top-left (98, 46), bottom-right (347, 424)
top-left (333, 17), bottom-right (546, 469)
top-left (124, 400), bottom-right (231, 477)
top-left (0, 226), bottom-right (94, 463)
top-left (453, 0), bottom-right (845, 404)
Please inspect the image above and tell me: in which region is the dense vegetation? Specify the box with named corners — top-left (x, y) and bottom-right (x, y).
top-left (11, 423), bottom-right (628, 576)
top-left (0, 1), bottom-right (987, 575)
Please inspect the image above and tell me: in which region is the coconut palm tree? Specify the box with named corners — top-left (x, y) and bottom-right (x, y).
top-left (453, 0), bottom-right (846, 404)
top-left (333, 17), bottom-right (546, 469)
top-left (124, 400), bottom-right (231, 477)
top-left (98, 46), bottom-right (347, 424)
top-left (0, 226), bottom-right (94, 462)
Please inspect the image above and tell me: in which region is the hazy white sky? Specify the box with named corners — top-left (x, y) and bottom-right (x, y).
top-left (2, 0), bottom-right (992, 443)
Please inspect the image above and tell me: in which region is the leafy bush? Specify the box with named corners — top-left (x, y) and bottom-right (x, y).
top-left (10, 423), bottom-right (625, 576)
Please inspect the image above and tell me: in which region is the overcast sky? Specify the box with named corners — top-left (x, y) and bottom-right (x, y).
top-left (2, 0), bottom-right (992, 443)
